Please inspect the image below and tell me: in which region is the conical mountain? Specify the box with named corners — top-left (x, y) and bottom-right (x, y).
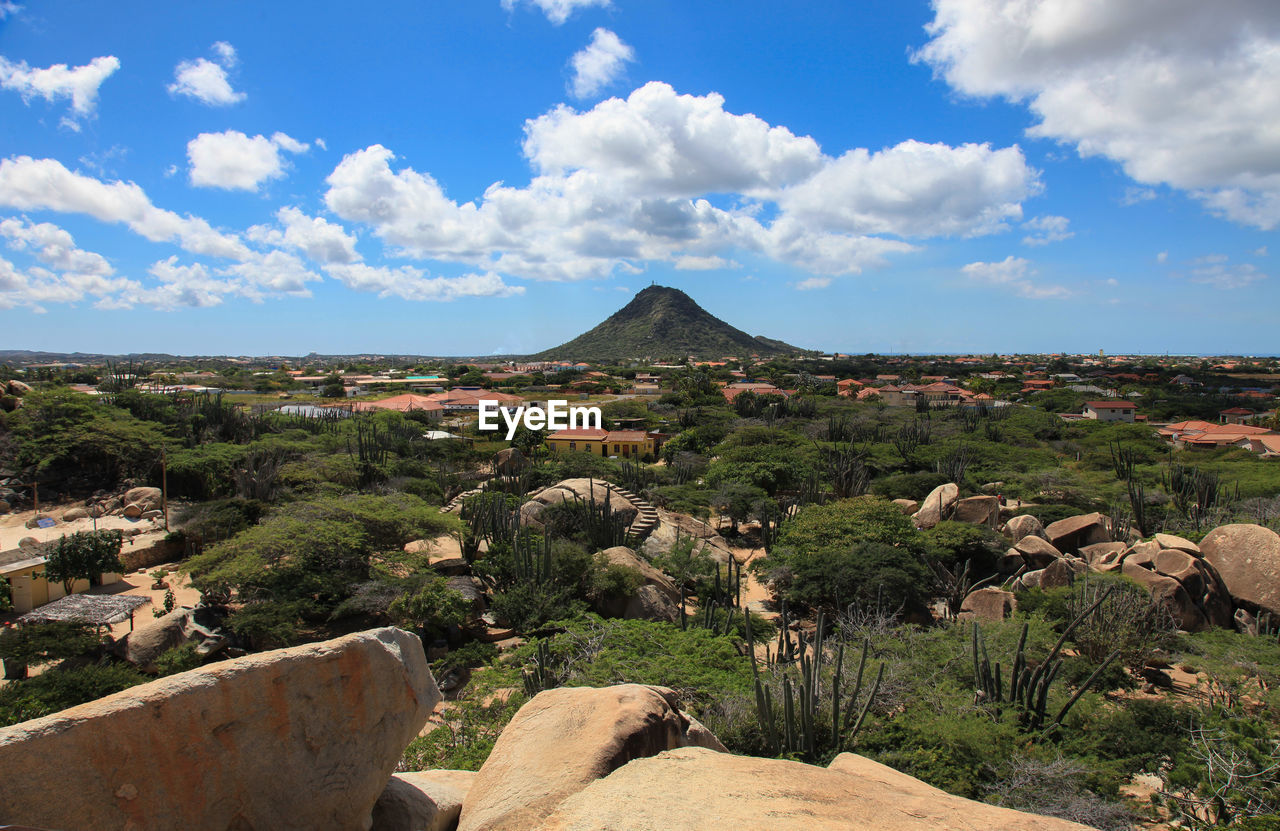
top-left (534, 285), bottom-right (806, 361)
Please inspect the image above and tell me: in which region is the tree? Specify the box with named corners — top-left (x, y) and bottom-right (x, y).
top-left (710, 482), bottom-right (765, 534)
top-left (44, 530), bottom-right (124, 595)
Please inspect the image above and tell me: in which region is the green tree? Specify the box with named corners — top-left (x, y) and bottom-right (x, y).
top-left (44, 530), bottom-right (125, 595)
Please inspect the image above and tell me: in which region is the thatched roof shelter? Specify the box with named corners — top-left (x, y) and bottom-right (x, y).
top-left (17, 593), bottom-right (151, 626)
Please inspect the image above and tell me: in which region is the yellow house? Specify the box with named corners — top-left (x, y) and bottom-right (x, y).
top-left (546, 429), bottom-right (656, 460)
top-left (1, 547), bottom-right (121, 615)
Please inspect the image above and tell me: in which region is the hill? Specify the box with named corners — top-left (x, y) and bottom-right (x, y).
top-left (534, 285), bottom-right (806, 361)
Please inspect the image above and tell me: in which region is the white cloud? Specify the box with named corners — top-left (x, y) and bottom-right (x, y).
top-left (168, 43), bottom-right (244, 106)
top-left (187, 131), bottom-right (308, 191)
top-left (145, 257), bottom-right (236, 309)
top-left (1188, 256), bottom-right (1267, 289)
top-left (673, 255), bottom-right (734, 271)
top-left (1021, 215), bottom-right (1073, 246)
top-left (0, 55), bottom-right (119, 128)
top-left (247, 206), bottom-right (360, 264)
top-left (323, 84), bottom-right (1036, 284)
top-left (220, 250), bottom-right (319, 297)
top-left (1121, 186), bottom-right (1157, 206)
top-left (569, 28), bottom-right (634, 99)
top-left (1255, 246), bottom-right (1268, 257)
top-left (324, 263), bottom-right (524, 301)
top-left (501, 0), bottom-right (610, 25)
top-left (1157, 251), bottom-right (1168, 264)
top-left (795, 277), bottom-right (832, 291)
top-left (915, 0), bottom-right (1280, 229)
top-left (0, 155), bottom-right (250, 259)
top-left (779, 139), bottom-right (1039, 238)
top-left (525, 82), bottom-right (825, 197)
top-left (0, 220), bottom-right (140, 311)
top-left (0, 3), bottom-right (22, 21)
top-left (961, 255), bottom-right (1069, 299)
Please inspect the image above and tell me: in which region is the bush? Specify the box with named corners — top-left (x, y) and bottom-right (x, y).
top-left (924, 521), bottom-right (1003, 574)
top-left (0, 622), bottom-right (103, 675)
top-left (0, 663), bottom-right (148, 727)
top-left (872, 472), bottom-right (950, 501)
top-left (154, 644), bottom-right (204, 676)
top-left (785, 541), bottom-right (930, 614)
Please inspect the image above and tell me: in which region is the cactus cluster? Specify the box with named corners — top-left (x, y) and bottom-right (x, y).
top-left (971, 586), bottom-right (1121, 733)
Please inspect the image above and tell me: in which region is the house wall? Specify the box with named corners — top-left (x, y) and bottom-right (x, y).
top-left (1085, 407), bottom-right (1134, 423)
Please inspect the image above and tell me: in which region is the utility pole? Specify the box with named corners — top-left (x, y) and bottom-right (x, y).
top-left (160, 446), bottom-right (169, 532)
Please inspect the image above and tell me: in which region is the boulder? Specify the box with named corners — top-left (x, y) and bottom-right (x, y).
top-left (6, 379), bottom-right (32, 396)
top-left (912, 483), bottom-right (959, 529)
top-left (120, 605), bottom-right (229, 671)
top-left (518, 500), bottom-right (546, 528)
top-left (592, 547), bottom-right (681, 623)
top-left (492, 447), bottom-right (527, 477)
top-left (951, 495), bottom-right (1000, 528)
top-left (0, 500), bottom-right (9, 515)
top-left (1154, 533), bottom-right (1200, 555)
top-left (17, 536), bottom-right (41, 550)
top-left (61, 506), bottom-right (90, 521)
top-left (1121, 561), bottom-right (1207, 631)
top-left (0, 627), bottom-right (438, 831)
top-left (123, 486), bottom-right (163, 509)
top-left (541, 746), bottom-right (1090, 830)
top-left (623, 584), bottom-right (681, 624)
top-left (1003, 514), bottom-right (1047, 545)
top-left (1040, 557), bottom-right (1084, 590)
top-left (406, 536), bottom-right (468, 574)
top-left (446, 576), bottom-right (487, 623)
top-left (24, 515), bottom-right (52, 529)
top-left (641, 511), bottom-right (733, 565)
top-left (959, 588), bottom-right (1017, 621)
top-left (372, 770), bottom-right (475, 831)
top-left (891, 498), bottom-right (919, 515)
top-left (122, 503), bottom-right (143, 519)
top-left (459, 684), bottom-right (719, 831)
top-left (1017, 568), bottom-right (1044, 591)
top-left (1201, 524), bottom-right (1280, 617)
top-left (1079, 542), bottom-right (1127, 567)
top-left (1013, 535), bottom-right (1063, 568)
top-left (1044, 512), bottom-right (1111, 553)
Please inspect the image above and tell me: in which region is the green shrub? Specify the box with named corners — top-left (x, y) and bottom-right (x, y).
top-left (872, 472), bottom-right (950, 501)
top-left (0, 663), bottom-right (148, 727)
top-left (154, 644), bottom-right (203, 676)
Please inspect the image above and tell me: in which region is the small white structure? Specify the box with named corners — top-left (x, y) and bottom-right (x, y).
top-left (1083, 400), bottom-right (1137, 423)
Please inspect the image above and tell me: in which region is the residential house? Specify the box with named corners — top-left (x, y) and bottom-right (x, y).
top-left (1219, 407), bottom-right (1255, 425)
top-left (545, 428), bottom-right (655, 459)
top-left (1, 545), bottom-right (123, 615)
top-left (1083, 400), bottom-right (1137, 422)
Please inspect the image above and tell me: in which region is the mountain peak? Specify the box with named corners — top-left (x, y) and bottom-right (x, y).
top-left (534, 285), bottom-right (804, 361)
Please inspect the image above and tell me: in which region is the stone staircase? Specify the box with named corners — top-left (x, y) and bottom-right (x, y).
top-left (440, 481), bottom-right (661, 542)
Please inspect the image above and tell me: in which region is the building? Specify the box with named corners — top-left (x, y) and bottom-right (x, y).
top-left (0, 545), bottom-right (123, 615)
top-left (546, 428), bottom-right (656, 459)
top-left (346, 394), bottom-right (444, 419)
top-left (1083, 400), bottom-right (1137, 422)
top-left (1219, 407), bottom-right (1255, 425)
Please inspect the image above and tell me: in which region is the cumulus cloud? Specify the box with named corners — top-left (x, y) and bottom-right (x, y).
top-left (1021, 215), bottom-right (1073, 246)
top-left (0, 55), bottom-right (119, 129)
top-left (569, 28), bottom-right (634, 99)
top-left (247, 206), bottom-right (360, 264)
top-left (915, 0), bottom-right (1280, 229)
top-left (0, 155), bottom-right (249, 259)
top-left (323, 83), bottom-right (1034, 283)
top-left (0, 219), bottom-right (140, 311)
top-left (145, 257), bottom-right (236, 309)
top-left (187, 131), bottom-right (309, 191)
top-left (0, 2), bottom-right (22, 20)
top-left (795, 277), bottom-right (832, 291)
top-left (501, 0), bottom-right (610, 25)
top-left (324, 263), bottom-right (523, 301)
top-left (168, 42), bottom-right (244, 106)
top-left (778, 140), bottom-right (1039, 237)
top-left (961, 255), bottom-right (1069, 299)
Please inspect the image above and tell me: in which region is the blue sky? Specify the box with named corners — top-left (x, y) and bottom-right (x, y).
top-left (0, 0), bottom-right (1276, 356)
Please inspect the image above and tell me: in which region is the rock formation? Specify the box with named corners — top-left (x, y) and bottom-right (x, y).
top-left (1200, 524), bottom-right (1280, 618)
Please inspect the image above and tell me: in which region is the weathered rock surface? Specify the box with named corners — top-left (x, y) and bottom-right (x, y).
top-left (951, 495), bottom-right (1000, 528)
top-left (1154, 533), bottom-right (1200, 555)
top-left (912, 483), bottom-right (959, 529)
top-left (459, 684), bottom-right (719, 831)
top-left (123, 486), bottom-right (163, 511)
top-left (0, 627), bottom-right (438, 831)
top-left (1013, 535), bottom-right (1064, 568)
top-left (540, 747), bottom-right (1090, 830)
top-left (372, 770), bottom-right (475, 831)
top-left (641, 510), bottom-right (733, 565)
top-left (1045, 512), bottom-right (1111, 553)
top-left (960, 588), bottom-right (1017, 621)
top-left (1201, 524), bottom-right (1280, 617)
top-left (492, 447), bottom-right (527, 477)
top-left (891, 498), bottom-right (919, 515)
top-left (1040, 556), bottom-right (1085, 589)
top-left (61, 506), bottom-right (90, 521)
top-left (119, 605), bottom-right (229, 671)
top-left (1115, 537), bottom-right (1234, 631)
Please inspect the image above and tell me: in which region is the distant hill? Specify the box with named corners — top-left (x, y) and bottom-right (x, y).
top-left (534, 285), bottom-right (807, 361)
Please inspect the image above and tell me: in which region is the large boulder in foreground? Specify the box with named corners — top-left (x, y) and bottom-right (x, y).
top-left (459, 684), bottom-right (720, 831)
top-left (1201, 524), bottom-right (1280, 617)
top-left (540, 747), bottom-right (1090, 830)
top-left (0, 627), bottom-right (438, 831)
top-left (1044, 513), bottom-right (1111, 554)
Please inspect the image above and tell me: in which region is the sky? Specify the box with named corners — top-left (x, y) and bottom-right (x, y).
top-left (0, 0), bottom-right (1277, 357)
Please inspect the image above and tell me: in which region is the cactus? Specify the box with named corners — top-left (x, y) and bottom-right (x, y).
top-left (521, 640), bottom-right (554, 698)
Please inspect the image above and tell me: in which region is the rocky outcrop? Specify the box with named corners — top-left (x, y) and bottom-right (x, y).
top-left (119, 605), bottom-right (229, 671)
top-left (960, 588), bottom-right (1017, 621)
top-left (459, 684), bottom-right (719, 831)
top-left (492, 447), bottom-right (527, 477)
top-left (951, 495), bottom-right (1000, 528)
top-left (1003, 514), bottom-right (1047, 545)
top-left (0, 627), bottom-right (438, 831)
top-left (1044, 512), bottom-right (1111, 554)
top-left (540, 746), bottom-right (1090, 830)
top-left (912, 483), bottom-right (959, 529)
top-left (373, 770), bottom-right (475, 831)
top-left (592, 547), bottom-right (681, 623)
top-left (641, 509), bottom-right (733, 565)
top-left (891, 498), bottom-right (919, 515)
top-left (1201, 524), bottom-right (1280, 617)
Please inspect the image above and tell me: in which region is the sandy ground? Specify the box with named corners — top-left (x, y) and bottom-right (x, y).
top-left (1, 502), bottom-right (170, 552)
